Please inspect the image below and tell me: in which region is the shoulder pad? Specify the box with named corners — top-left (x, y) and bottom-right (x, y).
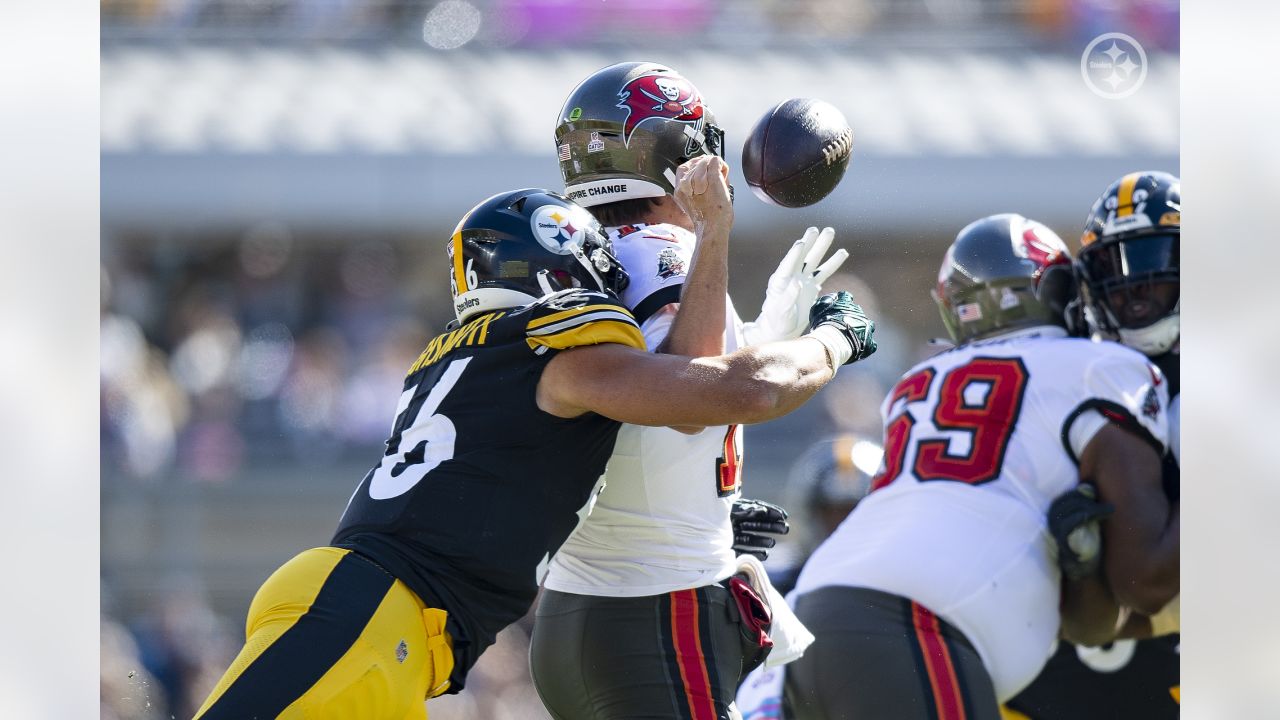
top-left (524, 289), bottom-right (645, 353)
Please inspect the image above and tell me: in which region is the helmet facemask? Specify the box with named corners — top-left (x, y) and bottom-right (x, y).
top-left (1077, 231), bottom-right (1179, 355)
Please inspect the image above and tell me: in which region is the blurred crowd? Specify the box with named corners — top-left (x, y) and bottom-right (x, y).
top-left (101, 226), bottom-right (450, 483)
top-left (101, 0), bottom-right (1178, 51)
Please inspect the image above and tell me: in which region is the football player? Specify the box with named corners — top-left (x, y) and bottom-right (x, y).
top-left (1005, 171), bottom-right (1181, 719)
top-left (530, 62), bottom-right (865, 720)
top-left (734, 433), bottom-right (882, 720)
top-left (191, 188), bottom-right (877, 720)
top-left (783, 213), bottom-right (1178, 720)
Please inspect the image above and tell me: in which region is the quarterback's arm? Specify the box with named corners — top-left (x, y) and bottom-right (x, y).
top-left (654, 155), bottom-right (731, 358)
top-left (537, 337), bottom-right (834, 427)
top-left (1079, 423), bottom-right (1180, 615)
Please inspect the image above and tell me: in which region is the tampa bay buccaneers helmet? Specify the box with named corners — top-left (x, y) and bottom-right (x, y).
top-left (448, 189), bottom-right (628, 323)
top-left (933, 213), bottom-right (1076, 344)
top-left (1076, 171), bottom-right (1180, 356)
top-left (554, 62), bottom-right (726, 207)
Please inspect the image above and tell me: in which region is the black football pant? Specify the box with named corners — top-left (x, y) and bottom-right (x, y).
top-left (785, 586), bottom-right (1001, 720)
top-left (531, 585), bottom-right (750, 720)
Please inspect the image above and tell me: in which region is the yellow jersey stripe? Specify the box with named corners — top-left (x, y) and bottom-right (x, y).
top-left (527, 309), bottom-right (637, 337)
top-left (526, 303), bottom-right (635, 331)
top-left (526, 318), bottom-right (646, 352)
top-left (1116, 172), bottom-right (1142, 217)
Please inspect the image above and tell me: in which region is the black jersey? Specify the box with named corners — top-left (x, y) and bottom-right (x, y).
top-left (332, 289), bottom-right (645, 692)
top-left (1007, 353), bottom-right (1180, 719)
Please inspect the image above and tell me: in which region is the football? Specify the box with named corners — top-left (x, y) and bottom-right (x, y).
top-left (741, 98), bottom-right (854, 208)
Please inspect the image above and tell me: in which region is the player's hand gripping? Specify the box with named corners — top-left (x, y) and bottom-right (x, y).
top-left (742, 227), bottom-right (850, 346)
top-left (731, 498), bottom-right (790, 561)
top-left (1048, 483), bottom-right (1115, 581)
top-left (673, 155), bottom-right (733, 232)
top-left (805, 291), bottom-right (877, 367)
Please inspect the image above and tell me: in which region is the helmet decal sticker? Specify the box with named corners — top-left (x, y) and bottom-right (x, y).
top-left (530, 204), bottom-right (587, 254)
top-left (616, 72), bottom-right (705, 146)
top-left (1015, 224), bottom-right (1070, 282)
top-left (957, 303), bottom-right (983, 322)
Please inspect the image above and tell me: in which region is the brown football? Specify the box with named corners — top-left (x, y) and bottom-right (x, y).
top-left (741, 98), bottom-right (854, 208)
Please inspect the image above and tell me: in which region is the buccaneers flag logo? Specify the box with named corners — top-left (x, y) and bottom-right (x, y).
top-left (1020, 226), bottom-right (1070, 283)
top-left (616, 72), bottom-right (705, 146)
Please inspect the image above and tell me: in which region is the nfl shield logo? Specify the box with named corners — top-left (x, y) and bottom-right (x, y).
top-left (396, 640), bottom-right (409, 664)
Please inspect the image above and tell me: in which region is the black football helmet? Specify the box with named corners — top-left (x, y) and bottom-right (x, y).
top-left (448, 189), bottom-right (629, 322)
top-left (554, 61), bottom-right (726, 207)
top-left (1076, 171), bottom-right (1180, 356)
top-left (786, 433), bottom-right (881, 547)
top-left (933, 213), bottom-right (1076, 344)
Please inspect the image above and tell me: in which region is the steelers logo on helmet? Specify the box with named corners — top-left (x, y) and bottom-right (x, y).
top-left (530, 204), bottom-right (591, 254)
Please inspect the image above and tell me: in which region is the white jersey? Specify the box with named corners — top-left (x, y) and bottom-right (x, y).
top-left (794, 328), bottom-right (1169, 701)
top-left (545, 222), bottom-right (747, 596)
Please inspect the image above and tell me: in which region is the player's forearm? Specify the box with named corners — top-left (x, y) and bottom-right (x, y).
top-left (1107, 503), bottom-right (1179, 615)
top-left (698, 336), bottom-right (834, 424)
top-left (658, 221), bottom-right (729, 357)
top-left (1059, 571), bottom-right (1121, 647)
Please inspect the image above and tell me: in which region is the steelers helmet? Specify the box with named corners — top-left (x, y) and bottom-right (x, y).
top-left (933, 213), bottom-right (1076, 345)
top-left (787, 433), bottom-right (882, 546)
top-left (1077, 171), bottom-right (1180, 356)
top-left (447, 189), bottom-right (628, 323)
top-left (554, 61), bottom-right (726, 207)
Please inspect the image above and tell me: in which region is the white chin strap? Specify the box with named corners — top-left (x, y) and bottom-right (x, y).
top-left (1117, 313), bottom-right (1180, 356)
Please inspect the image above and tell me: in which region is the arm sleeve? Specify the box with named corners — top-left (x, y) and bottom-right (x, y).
top-left (1061, 348), bottom-right (1171, 464)
top-left (612, 226), bottom-right (693, 324)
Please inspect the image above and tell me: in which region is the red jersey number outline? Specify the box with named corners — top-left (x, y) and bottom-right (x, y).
top-left (872, 357), bottom-right (1028, 491)
top-left (716, 424), bottom-right (743, 497)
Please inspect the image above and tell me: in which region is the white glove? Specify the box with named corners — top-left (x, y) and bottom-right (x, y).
top-left (741, 227), bottom-right (849, 346)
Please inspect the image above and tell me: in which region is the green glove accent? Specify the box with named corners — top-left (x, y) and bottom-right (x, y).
top-left (807, 291), bottom-right (878, 364)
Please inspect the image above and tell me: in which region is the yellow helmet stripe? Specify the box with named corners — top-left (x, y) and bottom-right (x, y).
top-left (1116, 172), bottom-right (1143, 217)
top-left (451, 230), bottom-right (468, 292)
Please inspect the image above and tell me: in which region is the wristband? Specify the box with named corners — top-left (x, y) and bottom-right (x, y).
top-left (805, 325), bottom-right (853, 369)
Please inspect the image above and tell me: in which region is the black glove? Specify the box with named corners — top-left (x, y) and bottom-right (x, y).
top-left (731, 498), bottom-right (790, 561)
top-left (807, 291), bottom-right (877, 365)
top-left (1048, 483), bottom-right (1115, 581)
